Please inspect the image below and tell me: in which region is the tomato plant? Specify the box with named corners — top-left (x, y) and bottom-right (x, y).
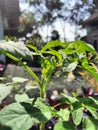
top-left (0, 40), bottom-right (98, 130)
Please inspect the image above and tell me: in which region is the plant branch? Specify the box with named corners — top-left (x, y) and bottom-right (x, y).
top-left (0, 51), bottom-right (40, 84)
top-left (43, 69), bottom-right (54, 95)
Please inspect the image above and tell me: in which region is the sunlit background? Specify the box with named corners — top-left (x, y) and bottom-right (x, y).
top-left (19, 0), bottom-right (95, 42)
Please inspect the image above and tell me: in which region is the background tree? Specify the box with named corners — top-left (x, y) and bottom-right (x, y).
top-left (18, 0), bottom-right (96, 46)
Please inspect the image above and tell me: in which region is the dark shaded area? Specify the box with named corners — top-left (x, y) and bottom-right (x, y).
top-left (0, 123), bottom-right (12, 130)
top-left (0, 0), bottom-right (20, 36)
top-left (51, 30), bottom-right (59, 41)
top-left (20, 102), bottom-right (48, 121)
top-left (93, 40), bottom-right (98, 51)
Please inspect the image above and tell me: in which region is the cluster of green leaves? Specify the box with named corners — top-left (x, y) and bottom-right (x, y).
top-left (0, 95), bottom-right (55, 130)
top-left (1, 93), bottom-right (98, 130)
top-left (0, 40), bottom-right (98, 130)
top-left (54, 94), bottom-right (98, 130)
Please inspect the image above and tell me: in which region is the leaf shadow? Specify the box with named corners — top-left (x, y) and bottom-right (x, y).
top-left (20, 102), bottom-right (48, 123)
top-left (0, 123), bottom-right (12, 130)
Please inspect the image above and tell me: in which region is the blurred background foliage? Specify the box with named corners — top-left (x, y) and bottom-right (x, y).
top-left (17, 0), bottom-right (97, 47)
top-left (3, 0), bottom-right (98, 49)
top-left (1, 0), bottom-right (98, 66)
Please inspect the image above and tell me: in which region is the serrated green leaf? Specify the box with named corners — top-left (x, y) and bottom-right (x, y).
top-left (21, 101), bottom-right (52, 123)
top-left (41, 49), bottom-right (63, 62)
top-left (41, 40), bottom-right (65, 52)
top-left (86, 43), bottom-right (96, 52)
top-left (34, 98), bottom-right (54, 119)
top-left (83, 117), bottom-right (98, 130)
top-left (64, 43), bottom-right (76, 54)
top-left (26, 44), bottom-right (38, 52)
top-left (0, 84), bottom-right (11, 103)
top-left (80, 97), bottom-right (98, 110)
top-left (15, 94), bottom-right (34, 104)
top-left (73, 40), bottom-right (96, 54)
top-left (72, 108), bottom-right (83, 125)
top-left (82, 61), bottom-right (98, 80)
top-left (0, 40), bottom-right (33, 60)
top-left (54, 121), bottom-right (75, 130)
top-left (89, 97), bottom-right (98, 106)
top-left (87, 108), bottom-right (98, 120)
top-left (57, 109), bottom-right (70, 121)
top-left (0, 102), bottom-right (33, 130)
top-left (15, 93), bottom-right (29, 102)
top-left (61, 94), bottom-right (78, 104)
top-left (0, 101), bottom-right (53, 130)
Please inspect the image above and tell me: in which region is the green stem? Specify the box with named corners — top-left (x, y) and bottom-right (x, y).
top-left (40, 86), bottom-right (45, 99)
top-left (40, 69), bottom-right (53, 99)
top-left (40, 122), bottom-right (45, 130)
top-left (24, 65), bottom-right (40, 84)
top-left (4, 52), bottom-right (40, 84)
top-left (43, 69), bottom-right (53, 95)
top-left (39, 70), bottom-right (54, 130)
top-left (39, 77), bottom-right (45, 98)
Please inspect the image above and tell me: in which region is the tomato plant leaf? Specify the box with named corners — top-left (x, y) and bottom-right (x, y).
top-left (79, 97), bottom-right (98, 110)
top-left (0, 84), bottom-right (11, 103)
top-left (72, 107), bottom-right (83, 125)
top-left (15, 93), bottom-right (29, 102)
top-left (54, 121), bottom-right (75, 130)
top-left (57, 109), bottom-right (70, 121)
top-left (0, 101), bottom-right (53, 130)
top-left (83, 117), bottom-right (98, 130)
top-left (41, 49), bottom-right (63, 63)
top-left (82, 58), bottom-right (98, 80)
top-left (34, 98), bottom-right (55, 119)
top-left (26, 44), bottom-right (38, 52)
top-left (73, 40), bottom-right (96, 54)
top-left (0, 102), bottom-right (33, 130)
top-left (0, 40), bottom-right (33, 60)
top-left (41, 40), bottom-right (65, 52)
top-left (87, 108), bottom-right (98, 120)
top-left (61, 94), bottom-right (78, 104)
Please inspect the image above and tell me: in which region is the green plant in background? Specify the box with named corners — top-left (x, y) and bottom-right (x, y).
top-left (0, 40), bottom-right (98, 130)
top-left (0, 76), bottom-right (29, 104)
